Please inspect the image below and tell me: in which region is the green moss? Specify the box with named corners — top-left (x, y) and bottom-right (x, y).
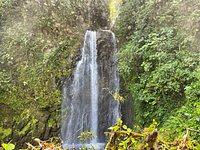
top-left (0, 127), bottom-right (12, 139)
top-left (19, 119), bottom-right (37, 136)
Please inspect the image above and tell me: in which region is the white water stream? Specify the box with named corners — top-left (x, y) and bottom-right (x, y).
top-left (62, 30), bottom-right (120, 149)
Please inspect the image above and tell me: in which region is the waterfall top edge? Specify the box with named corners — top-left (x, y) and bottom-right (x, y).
top-left (86, 29), bottom-right (114, 33)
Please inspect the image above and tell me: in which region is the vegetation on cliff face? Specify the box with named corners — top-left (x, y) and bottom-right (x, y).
top-left (0, 0), bottom-right (79, 147)
top-left (0, 0), bottom-right (109, 148)
top-left (115, 0), bottom-right (200, 142)
top-left (0, 0), bottom-right (200, 149)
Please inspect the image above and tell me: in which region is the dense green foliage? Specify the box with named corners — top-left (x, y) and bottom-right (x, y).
top-left (0, 0), bottom-right (200, 149)
top-left (0, 0), bottom-right (110, 147)
top-left (0, 0), bottom-right (111, 147)
top-left (115, 0), bottom-right (200, 142)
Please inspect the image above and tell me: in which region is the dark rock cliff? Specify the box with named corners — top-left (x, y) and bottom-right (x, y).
top-left (97, 30), bottom-right (119, 142)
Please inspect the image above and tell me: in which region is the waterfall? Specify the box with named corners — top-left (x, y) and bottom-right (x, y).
top-left (90, 32), bottom-right (98, 143)
top-left (61, 30), bottom-right (120, 149)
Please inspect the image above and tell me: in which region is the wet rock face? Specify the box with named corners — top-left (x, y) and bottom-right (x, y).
top-left (96, 30), bottom-right (118, 142)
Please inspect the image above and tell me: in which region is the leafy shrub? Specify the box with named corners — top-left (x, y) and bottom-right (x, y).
top-left (115, 0), bottom-right (200, 141)
top-left (105, 119), bottom-right (200, 149)
top-left (1, 143), bottom-right (15, 150)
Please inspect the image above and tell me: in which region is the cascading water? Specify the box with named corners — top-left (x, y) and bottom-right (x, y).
top-left (90, 32), bottom-right (98, 144)
top-left (61, 30), bottom-right (120, 149)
